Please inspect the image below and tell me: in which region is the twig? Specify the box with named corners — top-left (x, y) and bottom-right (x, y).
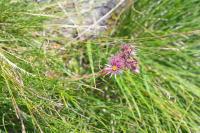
top-left (65, 0), bottom-right (126, 43)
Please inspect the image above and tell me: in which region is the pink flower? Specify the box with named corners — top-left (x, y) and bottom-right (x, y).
top-left (103, 54), bottom-right (125, 76)
top-left (109, 54), bottom-right (125, 68)
top-left (102, 44), bottom-right (139, 77)
top-left (125, 58), bottom-right (140, 73)
top-left (121, 44), bottom-right (135, 58)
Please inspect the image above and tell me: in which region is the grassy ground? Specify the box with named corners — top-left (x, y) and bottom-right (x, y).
top-left (0, 0), bottom-right (200, 132)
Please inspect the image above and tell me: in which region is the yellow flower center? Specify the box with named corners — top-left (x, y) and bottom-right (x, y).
top-left (112, 65), bottom-right (118, 71)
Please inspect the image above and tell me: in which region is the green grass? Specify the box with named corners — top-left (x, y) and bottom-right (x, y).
top-left (0, 0), bottom-right (200, 132)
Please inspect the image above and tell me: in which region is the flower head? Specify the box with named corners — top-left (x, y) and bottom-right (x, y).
top-left (121, 44), bottom-right (135, 58)
top-left (103, 54), bottom-right (125, 76)
top-left (109, 54), bottom-right (125, 68)
top-left (125, 58), bottom-right (140, 73)
top-left (102, 44), bottom-right (139, 77)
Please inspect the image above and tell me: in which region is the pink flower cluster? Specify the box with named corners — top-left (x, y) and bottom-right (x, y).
top-left (102, 44), bottom-right (139, 76)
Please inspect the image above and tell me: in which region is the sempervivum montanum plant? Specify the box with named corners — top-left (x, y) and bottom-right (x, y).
top-left (103, 44), bottom-right (139, 77)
